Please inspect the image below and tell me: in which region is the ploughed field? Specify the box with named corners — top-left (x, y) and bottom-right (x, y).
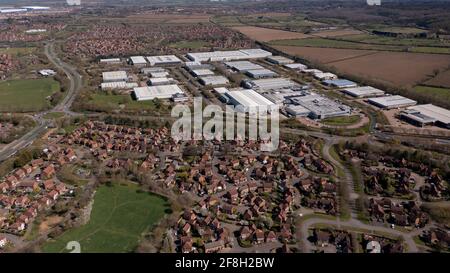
top-left (42, 183), bottom-right (168, 253)
top-left (272, 45), bottom-right (450, 87)
top-left (232, 26), bottom-right (311, 42)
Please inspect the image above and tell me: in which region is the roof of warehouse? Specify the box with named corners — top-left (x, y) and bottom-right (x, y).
top-left (323, 79), bottom-right (357, 87)
top-left (226, 89), bottom-right (275, 108)
top-left (284, 63), bottom-right (307, 69)
top-left (343, 86), bottom-right (385, 97)
top-left (199, 75), bottom-right (229, 85)
top-left (246, 69), bottom-right (278, 77)
top-left (247, 78), bottom-right (298, 90)
top-left (192, 69), bottom-right (215, 76)
top-left (146, 55), bottom-right (182, 65)
top-left (267, 55), bottom-right (294, 63)
top-left (407, 104), bottom-right (450, 124)
top-left (102, 71), bottom-right (127, 80)
top-left (225, 61), bottom-right (264, 71)
top-left (130, 56), bottom-right (147, 64)
top-left (133, 85), bottom-right (184, 99)
top-left (369, 95), bottom-right (417, 107)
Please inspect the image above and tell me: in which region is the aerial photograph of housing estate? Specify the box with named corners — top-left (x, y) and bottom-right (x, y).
top-left (0, 0), bottom-right (449, 262)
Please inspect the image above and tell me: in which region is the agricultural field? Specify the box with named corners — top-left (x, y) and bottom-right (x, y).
top-left (411, 86), bottom-right (450, 104)
top-left (126, 13), bottom-right (211, 24)
top-left (312, 29), bottom-right (363, 38)
top-left (42, 183), bottom-right (169, 253)
top-left (273, 45), bottom-right (450, 87)
top-left (232, 26), bottom-right (311, 42)
top-left (424, 70), bottom-right (450, 88)
top-left (0, 78), bottom-right (60, 112)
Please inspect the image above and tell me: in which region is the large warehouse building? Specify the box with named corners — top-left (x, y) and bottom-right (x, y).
top-left (266, 55), bottom-right (294, 65)
top-left (133, 85), bottom-right (184, 101)
top-left (102, 71), bottom-right (128, 82)
top-left (199, 75), bottom-right (229, 86)
top-left (224, 89), bottom-right (275, 112)
top-left (401, 104), bottom-right (450, 128)
top-left (101, 81), bottom-right (138, 91)
top-left (146, 55), bottom-right (182, 66)
top-left (342, 86), bottom-right (385, 98)
top-left (243, 78), bottom-right (299, 92)
top-left (368, 95), bottom-right (417, 109)
top-left (187, 49), bottom-right (272, 63)
top-left (246, 69), bottom-right (278, 79)
top-left (289, 94), bottom-right (352, 120)
top-left (322, 79), bottom-right (358, 88)
top-left (129, 56), bottom-right (148, 66)
top-left (225, 61), bottom-right (264, 72)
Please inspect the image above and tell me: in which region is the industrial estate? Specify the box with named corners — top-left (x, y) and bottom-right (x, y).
top-left (0, 0), bottom-right (449, 256)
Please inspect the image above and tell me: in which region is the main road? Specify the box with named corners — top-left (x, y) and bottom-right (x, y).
top-left (0, 42), bottom-right (83, 162)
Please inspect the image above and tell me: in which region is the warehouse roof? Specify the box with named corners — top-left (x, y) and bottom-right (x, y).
top-left (101, 81), bottom-right (138, 90)
top-left (102, 71), bottom-right (128, 81)
top-left (368, 95), bottom-right (417, 108)
top-left (225, 89), bottom-right (275, 111)
top-left (407, 104), bottom-right (450, 125)
top-left (191, 69), bottom-right (215, 77)
top-left (322, 79), bottom-right (357, 88)
top-left (225, 61), bottom-right (264, 72)
top-left (146, 55), bottom-right (182, 66)
top-left (284, 63), bottom-right (308, 70)
top-left (129, 56), bottom-right (147, 65)
top-left (243, 78), bottom-right (298, 91)
top-left (148, 77), bottom-right (175, 85)
top-left (199, 75), bottom-right (229, 86)
top-left (291, 94), bottom-right (351, 119)
top-left (187, 48), bottom-right (272, 63)
top-left (267, 55), bottom-right (294, 64)
top-left (133, 85), bottom-right (184, 101)
top-left (246, 69), bottom-right (278, 78)
top-left (342, 86), bottom-right (385, 98)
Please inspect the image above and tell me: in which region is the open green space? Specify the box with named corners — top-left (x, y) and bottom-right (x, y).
top-left (0, 78), bottom-right (60, 112)
top-left (42, 183), bottom-right (169, 253)
top-left (412, 86), bottom-right (450, 104)
top-left (321, 115), bottom-right (362, 126)
top-left (43, 112), bottom-right (65, 119)
top-left (85, 93), bottom-right (171, 114)
top-left (170, 40), bottom-right (209, 49)
top-left (270, 37), bottom-right (400, 51)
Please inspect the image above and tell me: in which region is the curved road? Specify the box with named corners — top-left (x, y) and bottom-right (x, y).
top-left (0, 42), bottom-right (82, 162)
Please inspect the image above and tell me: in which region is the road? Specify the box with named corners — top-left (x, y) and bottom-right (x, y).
top-left (0, 42), bottom-right (82, 163)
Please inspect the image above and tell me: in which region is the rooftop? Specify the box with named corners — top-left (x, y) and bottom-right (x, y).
top-left (368, 95), bottom-right (417, 108)
top-left (407, 104), bottom-right (450, 125)
top-left (146, 55), bottom-right (182, 66)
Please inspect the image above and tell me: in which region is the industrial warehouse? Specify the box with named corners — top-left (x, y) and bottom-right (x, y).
top-left (199, 75), bottom-right (229, 86)
top-left (368, 95), bottom-right (417, 109)
top-left (243, 78), bottom-right (299, 92)
top-left (133, 85), bottom-right (185, 101)
top-left (102, 71), bottom-right (128, 82)
top-left (287, 93), bottom-right (352, 120)
top-left (225, 61), bottom-right (264, 72)
top-left (146, 55), bottom-right (182, 66)
top-left (221, 88), bottom-right (275, 112)
top-left (322, 79), bottom-right (358, 88)
top-left (400, 104), bottom-right (450, 128)
top-left (187, 48), bottom-right (272, 63)
top-left (342, 86), bottom-right (386, 98)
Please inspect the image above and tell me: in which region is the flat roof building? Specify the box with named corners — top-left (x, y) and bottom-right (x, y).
top-left (146, 55), bottom-right (182, 66)
top-left (342, 86), bottom-right (385, 98)
top-left (100, 58), bottom-right (121, 65)
top-left (187, 49), bottom-right (272, 63)
top-left (313, 72), bottom-right (337, 81)
top-left (191, 69), bottom-right (215, 77)
top-left (368, 95), bottom-right (417, 109)
top-left (133, 85), bottom-right (184, 101)
top-left (150, 71), bottom-right (169, 78)
top-left (224, 89), bottom-right (275, 112)
top-left (402, 104), bottom-right (450, 128)
top-left (199, 75), bottom-right (229, 86)
top-left (243, 78), bottom-right (299, 92)
top-left (246, 69), bottom-right (278, 79)
top-left (285, 105), bottom-right (311, 117)
top-left (290, 94), bottom-right (352, 120)
top-left (266, 55), bottom-right (294, 65)
top-left (284, 63), bottom-right (308, 70)
top-left (147, 77), bottom-right (176, 86)
top-left (141, 67), bottom-right (166, 75)
top-left (129, 56), bottom-right (148, 66)
top-left (102, 71), bottom-right (128, 82)
top-left (322, 79), bottom-right (358, 88)
top-left (225, 61), bottom-right (264, 72)
top-left (101, 81), bottom-right (138, 90)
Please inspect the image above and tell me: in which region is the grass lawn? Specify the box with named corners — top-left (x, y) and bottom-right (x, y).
top-left (0, 78), bottom-right (60, 112)
top-left (43, 112), bottom-right (65, 119)
top-left (88, 94), bottom-right (170, 113)
top-left (412, 86), bottom-right (450, 104)
top-left (321, 115), bottom-right (361, 126)
top-left (42, 183), bottom-right (169, 253)
top-left (170, 40), bottom-right (209, 49)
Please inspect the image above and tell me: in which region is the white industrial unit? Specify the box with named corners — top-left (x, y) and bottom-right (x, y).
top-left (133, 85), bottom-right (184, 101)
top-left (368, 95), bottom-right (417, 109)
top-left (102, 71), bottom-right (128, 82)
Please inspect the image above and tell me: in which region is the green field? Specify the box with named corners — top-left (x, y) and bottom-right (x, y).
top-left (170, 40), bottom-right (209, 49)
top-left (321, 115), bottom-right (362, 126)
top-left (0, 79), bottom-right (60, 112)
top-left (42, 183), bottom-right (169, 253)
top-left (270, 37), bottom-right (450, 54)
top-left (85, 94), bottom-right (171, 114)
top-left (412, 86), bottom-right (450, 105)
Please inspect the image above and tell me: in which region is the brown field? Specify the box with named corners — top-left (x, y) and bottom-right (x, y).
top-left (312, 29), bottom-right (363, 38)
top-left (274, 46), bottom-right (450, 86)
top-left (273, 45), bottom-right (375, 63)
top-left (232, 26), bottom-right (311, 42)
top-left (127, 13), bottom-right (210, 23)
top-left (424, 69), bottom-right (450, 88)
